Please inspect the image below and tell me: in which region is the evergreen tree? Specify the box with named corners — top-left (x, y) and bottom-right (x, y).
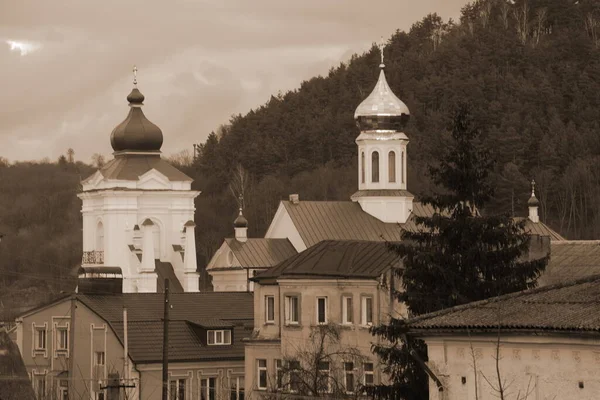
top-left (370, 104), bottom-right (549, 400)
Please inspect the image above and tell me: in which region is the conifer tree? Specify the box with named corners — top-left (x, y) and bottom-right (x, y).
top-left (369, 104), bottom-right (549, 399)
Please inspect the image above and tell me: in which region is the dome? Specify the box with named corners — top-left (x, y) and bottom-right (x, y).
top-left (110, 87), bottom-right (163, 152)
top-left (528, 195), bottom-right (540, 206)
top-left (354, 64), bottom-right (410, 131)
top-left (234, 210), bottom-right (248, 228)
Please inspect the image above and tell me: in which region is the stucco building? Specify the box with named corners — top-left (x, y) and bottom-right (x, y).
top-left (406, 274), bottom-right (600, 400)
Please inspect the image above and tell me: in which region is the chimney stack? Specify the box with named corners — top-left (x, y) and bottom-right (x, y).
top-left (289, 194), bottom-right (300, 205)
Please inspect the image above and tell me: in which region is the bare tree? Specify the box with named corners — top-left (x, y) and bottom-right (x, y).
top-left (500, 1), bottom-right (510, 30)
top-left (91, 153), bottom-right (105, 169)
top-left (167, 149), bottom-right (194, 168)
top-left (513, 0), bottom-right (530, 45)
top-left (585, 12), bottom-right (600, 49)
top-left (532, 8), bottom-right (547, 47)
top-left (229, 164), bottom-right (251, 208)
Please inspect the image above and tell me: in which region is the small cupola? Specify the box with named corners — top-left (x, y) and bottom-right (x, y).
top-left (110, 66), bottom-right (163, 153)
top-left (528, 179), bottom-right (540, 223)
top-left (234, 198), bottom-right (248, 243)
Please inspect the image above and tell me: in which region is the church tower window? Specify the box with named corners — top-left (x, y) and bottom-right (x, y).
top-left (361, 151), bottom-right (365, 184)
top-left (371, 151), bottom-right (380, 183)
top-left (401, 151), bottom-right (405, 184)
top-left (96, 222), bottom-right (104, 251)
top-left (388, 151), bottom-right (396, 183)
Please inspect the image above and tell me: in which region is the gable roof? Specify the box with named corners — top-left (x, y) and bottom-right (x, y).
top-left (254, 240), bottom-right (400, 281)
top-left (540, 241), bottom-right (600, 286)
top-left (77, 292), bottom-right (253, 363)
top-left (280, 201), bottom-right (564, 248)
top-left (94, 155), bottom-right (191, 182)
top-left (406, 274), bottom-right (600, 335)
top-left (224, 238), bottom-right (297, 269)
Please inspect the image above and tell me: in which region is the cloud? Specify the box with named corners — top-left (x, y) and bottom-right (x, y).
top-left (0, 0), bottom-right (469, 162)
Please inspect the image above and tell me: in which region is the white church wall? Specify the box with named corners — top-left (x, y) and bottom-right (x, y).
top-left (264, 203), bottom-right (306, 252)
top-left (425, 335), bottom-right (600, 400)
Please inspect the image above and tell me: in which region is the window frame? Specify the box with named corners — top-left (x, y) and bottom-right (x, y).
top-left (35, 327), bottom-right (47, 351)
top-left (265, 295), bottom-right (275, 324)
top-left (344, 362), bottom-right (355, 393)
top-left (56, 327), bottom-right (69, 351)
top-left (371, 151), bottom-right (380, 183)
top-left (200, 377), bottom-right (217, 400)
top-left (285, 295), bottom-right (300, 325)
top-left (316, 296), bottom-right (328, 325)
top-left (169, 378), bottom-right (186, 400)
top-left (388, 151), bottom-right (396, 183)
top-left (275, 359), bottom-right (284, 391)
top-left (317, 361), bottom-right (331, 393)
top-left (207, 329), bottom-right (232, 345)
top-left (257, 359), bottom-right (268, 390)
top-left (94, 351), bottom-right (105, 366)
top-left (361, 296), bottom-right (374, 326)
top-left (230, 376), bottom-right (245, 400)
top-left (363, 362), bottom-right (374, 387)
top-left (342, 296), bottom-right (353, 325)
top-left (289, 360), bottom-right (302, 393)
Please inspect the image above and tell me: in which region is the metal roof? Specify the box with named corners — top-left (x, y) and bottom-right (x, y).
top-left (94, 154), bottom-right (192, 182)
top-left (540, 241), bottom-right (600, 286)
top-left (518, 218), bottom-right (565, 241)
top-left (155, 260), bottom-right (184, 293)
top-left (406, 274), bottom-right (600, 335)
top-left (254, 240), bottom-right (400, 281)
top-left (225, 238), bottom-right (297, 268)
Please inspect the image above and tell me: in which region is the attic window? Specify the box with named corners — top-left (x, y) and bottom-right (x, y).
top-left (207, 330), bottom-right (232, 345)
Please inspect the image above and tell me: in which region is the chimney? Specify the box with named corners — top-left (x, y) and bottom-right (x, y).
top-left (183, 220), bottom-right (197, 272)
top-left (289, 194), bottom-right (300, 205)
top-left (528, 180), bottom-right (540, 223)
top-left (141, 219), bottom-right (155, 271)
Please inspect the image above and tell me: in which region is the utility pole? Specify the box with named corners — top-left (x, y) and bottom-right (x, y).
top-left (162, 279), bottom-right (170, 400)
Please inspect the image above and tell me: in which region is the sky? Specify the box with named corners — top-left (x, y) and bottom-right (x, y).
top-left (0, 0), bottom-right (470, 163)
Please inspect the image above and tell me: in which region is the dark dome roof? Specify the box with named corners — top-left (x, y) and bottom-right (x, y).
top-left (234, 211), bottom-right (248, 228)
top-left (528, 195), bottom-right (540, 206)
top-left (110, 88), bottom-right (163, 152)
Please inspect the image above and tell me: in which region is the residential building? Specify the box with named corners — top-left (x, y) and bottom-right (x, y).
top-left (244, 240), bottom-right (404, 398)
top-left (15, 272), bottom-right (253, 400)
top-left (78, 76), bottom-right (200, 293)
top-left (405, 274), bottom-right (600, 400)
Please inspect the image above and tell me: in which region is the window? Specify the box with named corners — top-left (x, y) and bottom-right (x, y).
top-left (56, 327), bottom-right (68, 351)
top-left (363, 363), bottom-right (374, 386)
top-left (169, 378), bottom-right (186, 400)
top-left (257, 359), bottom-right (267, 390)
top-left (275, 359), bottom-right (284, 390)
top-left (59, 388), bottom-right (69, 400)
top-left (35, 328), bottom-right (46, 350)
top-left (230, 376), bottom-right (245, 400)
top-left (342, 296), bottom-right (353, 324)
top-left (388, 151), bottom-right (396, 182)
top-left (361, 296), bottom-right (373, 326)
top-left (361, 151), bottom-right (365, 183)
top-left (207, 330), bottom-right (232, 345)
top-left (344, 362), bottom-right (355, 393)
top-left (200, 377), bottom-right (216, 400)
top-left (289, 360), bottom-right (302, 393)
top-left (371, 151), bottom-right (380, 183)
top-left (34, 374), bottom-right (46, 399)
top-left (96, 392), bottom-right (105, 400)
top-left (265, 296), bottom-right (275, 324)
top-left (96, 221), bottom-right (104, 251)
top-left (316, 297), bottom-right (327, 324)
top-left (94, 351), bottom-right (105, 366)
top-left (317, 361), bottom-right (330, 393)
top-left (285, 296), bottom-right (300, 325)
top-left (401, 151), bottom-right (405, 184)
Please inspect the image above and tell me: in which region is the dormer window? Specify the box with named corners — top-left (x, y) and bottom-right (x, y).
top-left (207, 330), bottom-right (232, 345)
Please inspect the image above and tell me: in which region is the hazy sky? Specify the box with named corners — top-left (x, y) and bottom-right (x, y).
top-left (1, 0), bottom-right (470, 162)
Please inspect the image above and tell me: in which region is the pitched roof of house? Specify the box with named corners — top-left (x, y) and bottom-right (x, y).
top-left (95, 154), bottom-right (192, 182)
top-left (254, 240), bottom-right (400, 281)
top-left (540, 241), bottom-right (600, 286)
top-left (405, 274), bottom-right (600, 335)
top-left (77, 292), bottom-right (254, 363)
top-left (280, 201), bottom-right (564, 247)
top-left (224, 238), bottom-right (297, 269)
top-left (0, 329), bottom-right (36, 400)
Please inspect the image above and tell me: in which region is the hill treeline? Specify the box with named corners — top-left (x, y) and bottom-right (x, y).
top-left (2, 0), bottom-right (600, 304)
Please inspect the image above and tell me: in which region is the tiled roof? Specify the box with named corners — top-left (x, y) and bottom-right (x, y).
top-left (281, 201), bottom-right (564, 246)
top-left (224, 238), bottom-right (297, 268)
top-left (78, 292), bottom-right (253, 363)
top-left (540, 241), bottom-right (600, 286)
top-left (254, 240), bottom-right (400, 281)
top-left (406, 274), bottom-right (600, 334)
top-left (97, 155), bottom-right (192, 182)
top-left (155, 260), bottom-right (184, 293)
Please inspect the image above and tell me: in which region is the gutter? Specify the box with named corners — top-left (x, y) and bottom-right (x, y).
top-left (402, 334), bottom-right (444, 394)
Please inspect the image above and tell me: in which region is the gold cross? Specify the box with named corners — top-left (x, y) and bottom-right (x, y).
top-left (133, 65), bottom-right (138, 87)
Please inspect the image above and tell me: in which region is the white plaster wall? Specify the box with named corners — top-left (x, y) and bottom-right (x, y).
top-left (264, 204), bottom-right (306, 252)
top-left (356, 137), bottom-right (408, 191)
top-left (356, 195), bottom-right (414, 224)
top-left (425, 336), bottom-right (600, 400)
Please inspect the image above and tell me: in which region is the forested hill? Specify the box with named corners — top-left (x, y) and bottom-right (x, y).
top-left (188, 0), bottom-right (600, 263)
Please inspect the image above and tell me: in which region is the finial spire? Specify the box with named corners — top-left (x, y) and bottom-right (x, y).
top-left (238, 194), bottom-right (244, 213)
top-left (378, 36), bottom-right (385, 67)
top-left (133, 65), bottom-right (138, 87)
top-left (531, 179), bottom-right (536, 197)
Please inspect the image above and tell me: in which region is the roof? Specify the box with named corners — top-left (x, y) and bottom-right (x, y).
top-left (281, 201), bottom-right (565, 248)
top-left (254, 240), bottom-right (400, 281)
top-left (155, 261), bottom-right (184, 293)
top-left (540, 241), bottom-right (600, 286)
top-left (281, 200), bottom-right (434, 247)
top-left (406, 274), bottom-right (600, 335)
top-left (78, 292), bottom-right (254, 363)
top-left (224, 238), bottom-right (297, 269)
top-left (96, 154), bottom-right (191, 181)
top-left (0, 329), bottom-right (36, 400)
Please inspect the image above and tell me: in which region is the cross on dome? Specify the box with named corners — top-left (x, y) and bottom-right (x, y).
top-left (133, 65), bottom-right (138, 87)
top-left (378, 36), bottom-right (385, 66)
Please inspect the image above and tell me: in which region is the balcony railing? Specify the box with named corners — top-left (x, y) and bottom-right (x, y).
top-left (82, 250), bottom-right (104, 265)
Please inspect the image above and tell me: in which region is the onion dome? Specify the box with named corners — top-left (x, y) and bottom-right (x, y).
top-left (354, 63), bottom-right (410, 131)
top-left (234, 208), bottom-right (248, 228)
top-left (110, 86), bottom-right (163, 153)
top-left (528, 179), bottom-right (540, 206)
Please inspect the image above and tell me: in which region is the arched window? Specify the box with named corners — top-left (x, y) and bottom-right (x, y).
top-left (401, 151), bottom-right (405, 184)
top-left (96, 222), bottom-right (104, 251)
top-left (371, 151), bottom-right (380, 183)
top-left (152, 225), bottom-right (161, 258)
top-left (361, 151), bottom-right (365, 184)
top-left (388, 151), bottom-right (396, 183)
